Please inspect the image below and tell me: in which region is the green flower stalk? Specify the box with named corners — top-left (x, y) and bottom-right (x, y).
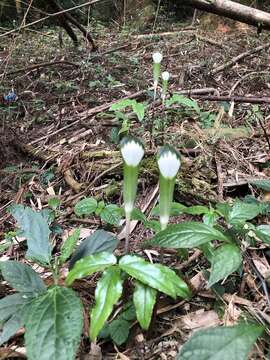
top-left (161, 71), bottom-right (170, 105)
top-left (152, 52), bottom-right (163, 101)
top-left (120, 136), bottom-right (144, 253)
top-left (157, 145), bottom-right (181, 230)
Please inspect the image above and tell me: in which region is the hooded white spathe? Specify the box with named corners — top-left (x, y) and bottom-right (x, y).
top-left (158, 151), bottom-right (180, 179)
top-left (121, 139), bottom-right (144, 167)
top-left (152, 52), bottom-right (163, 64)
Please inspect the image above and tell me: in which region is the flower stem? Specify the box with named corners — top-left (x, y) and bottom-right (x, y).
top-left (125, 213), bottom-right (131, 254)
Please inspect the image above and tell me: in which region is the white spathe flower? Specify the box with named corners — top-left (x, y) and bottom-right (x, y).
top-left (121, 139), bottom-right (144, 167)
top-left (161, 71), bottom-right (170, 81)
top-left (152, 52), bottom-right (163, 64)
top-left (158, 150), bottom-right (180, 179)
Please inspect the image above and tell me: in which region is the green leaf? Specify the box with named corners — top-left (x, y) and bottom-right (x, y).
top-left (110, 99), bottom-right (134, 111)
top-left (48, 197), bottom-right (61, 210)
top-left (132, 101), bottom-right (145, 122)
top-left (184, 205), bottom-right (210, 215)
top-left (119, 255), bottom-right (190, 299)
top-left (151, 202), bottom-right (187, 216)
top-left (228, 201), bottom-right (261, 225)
top-left (250, 179), bottom-right (270, 191)
top-left (10, 205), bottom-right (51, 264)
top-left (100, 204), bottom-right (123, 226)
top-left (166, 94), bottom-right (200, 114)
top-left (254, 225), bottom-right (270, 244)
top-left (66, 252), bottom-right (117, 285)
top-left (108, 319), bottom-right (130, 345)
top-left (145, 220), bottom-right (161, 232)
top-left (133, 281), bottom-right (157, 330)
top-left (177, 324), bottom-right (263, 360)
top-left (147, 222), bottom-right (229, 249)
top-left (0, 261), bottom-right (46, 295)
top-left (25, 286), bottom-right (83, 360)
top-left (208, 244), bottom-right (242, 287)
top-left (131, 208), bottom-right (147, 222)
top-left (69, 230), bottom-right (118, 269)
top-left (0, 294), bottom-right (35, 345)
top-left (90, 266), bottom-right (123, 341)
top-left (60, 228), bottom-right (81, 264)
top-left (74, 197), bottom-right (97, 216)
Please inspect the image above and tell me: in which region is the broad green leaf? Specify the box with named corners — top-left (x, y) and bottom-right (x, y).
top-left (208, 244), bottom-right (242, 287)
top-left (166, 94), bottom-right (200, 114)
top-left (228, 201), bottom-right (261, 225)
top-left (119, 255), bottom-right (190, 299)
top-left (110, 99), bottom-right (134, 111)
top-left (100, 204), bottom-right (123, 226)
top-left (250, 179), bottom-right (270, 191)
top-left (90, 266), bottom-right (123, 341)
top-left (147, 222), bottom-right (229, 249)
top-left (0, 293), bottom-right (33, 323)
top-left (10, 205), bottom-right (51, 264)
top-left (131, 208), bottom-right (147, 222)
top-left (133, 281), bottom-right (157, 330)
top-left (145, 220), bottom-right (161, 232)
top-left (216, 202), bottom-right (231, 221)
top-left (132, 102), bottom-right (145, 121)
top-left (184, 205), bottom-right (209, 215)
top-left (177, 324), bottom-right (263, 360)
top-left (74, 197), bottom-right (97, 216)
top-left (48, 197), bottom-right (61, 210)
top-left (66, 252), bottom-right (117, 285)
top-left (203, 212), bottom-right (219, 227)
top-left (0, 315), bottom-right (22, 345)
top-left (0, 261), bottom-right (46, 295)
top-left (108, 319), bottom-right (130, 345)
top-left (254, 225), bottom-right (270, 244)
top-left (60, 228), bottom-right (81, 264)
top-left (69, 230), bottom-right (118, 269)
top-left (151, 202), bottom-right (187, 216)
top-left (25, 286), bottom-right (83, 360)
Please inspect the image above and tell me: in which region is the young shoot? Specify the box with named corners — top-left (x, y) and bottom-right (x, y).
top-left (157, 145), bottom-right (181, 230)
top-left (152, 51), bottom-right (163, 101)
top-left (120, 136), bottom-right (144, 252)
top-left (161, 71), bottom-right (170, 105)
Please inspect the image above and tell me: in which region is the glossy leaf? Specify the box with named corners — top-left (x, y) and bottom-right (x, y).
top-left (208, 244), bottom-right (242, 287)
top-left (147, 222), bottom-right (229, 249)
top-left (69, 230), bottom-right (118, 269)
top-left (74, 197), bottom-right (97, 216)
top-left (90, 266), bottom-right (123, 341)
top-left (100, 204), bottom-right (123, 226)
top-left (10, 205), bottom-right (51, 264)
top-left (119, 255), bottom-right (190, 299)
top-left (0, 261), bottom-right (46, 295)
top-left (25, 286), bottom-right (83, 360)
top-left (133, 281), bottom-right (157, 330)
top-left (66, 252), bottom-right (117, 285)
top-left (60, 228), bottom-right (81, 264)
top-left (177, 324), bottom-right (263, 360)
top-left (254, 225), bottom-right (270, 244)
top-left (228, 201), bottom-right (261, 225)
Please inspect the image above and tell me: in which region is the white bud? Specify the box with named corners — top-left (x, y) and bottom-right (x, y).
top-left (158, 149), bottom-right (180, 179)
top-left (152, 52), bottom-right (163, 64)
top-left (121, 139), bottom-right (144, 167)
top-left (161, 71), bottom-right (170, 81)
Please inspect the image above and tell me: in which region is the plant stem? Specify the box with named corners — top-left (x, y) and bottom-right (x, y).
top-left (125, 213), bottom-right (131, 254)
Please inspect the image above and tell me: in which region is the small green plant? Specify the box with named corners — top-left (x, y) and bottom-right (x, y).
top-left (152, 51), bottom-right (163, 100)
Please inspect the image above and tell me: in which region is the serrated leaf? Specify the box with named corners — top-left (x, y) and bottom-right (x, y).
top-left (250, 179), bottom-right (270, 191)
top-left (119, 255), bottom-right (190, 299)
top-left (228, 201), bottom-right (261, 225)
top-left (0, 261), bottom-right (46, 295)
top-left (60, 228), bottom-right (80, 264)
top-left (25, 286), bottom-right (83, 360)
top-left (66, 252), bottom-right (117, 285)
top-left (208, 244), bottom-right (242, 287)
top-left (90, 266), bottom-right (123, 341)
top-left (10, 205), bottom-right (51, 264)
top-left (100, 204), bottom-right (123, 226)
top-left (69, 230), bottom-right (118, 269)
top-left (133, 281), bottom-right (157, 330)
top-left (177, 324), bottom-right (263, 360)
top-left (108, 319), bottom-right (130, 345)
top-left (147, 222), bottom-right (229, 249)
top-left (255, 225), bottom-right (270, 244)
top-left (74, 198), bottom-right (97, 216)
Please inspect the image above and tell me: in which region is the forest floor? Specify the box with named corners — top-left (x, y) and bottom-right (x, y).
top-left (0, 17), bottom-right (270, 359)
